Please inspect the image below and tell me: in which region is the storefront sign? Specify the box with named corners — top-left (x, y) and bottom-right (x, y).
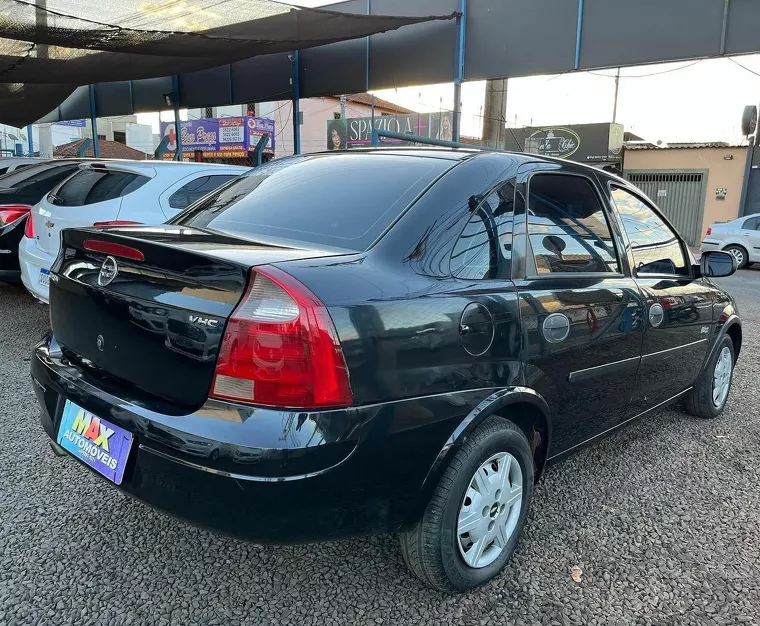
top-left (327, 112), bottom-right (454, 150)
top-left (160, 116), bottom-right (275, 159)
top-left (504, 123), bottom-right (624, 163)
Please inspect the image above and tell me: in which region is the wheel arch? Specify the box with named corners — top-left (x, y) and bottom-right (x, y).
top-left (402, 387), bottom-right (552, 529)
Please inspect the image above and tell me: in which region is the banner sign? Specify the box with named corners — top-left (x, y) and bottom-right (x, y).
top-left (160, 116), bottom-right (275, 159)
top-left (56, 119), bottom-right (87, 128)
top-left (327, 112), bottom-right (455, 150)
top-left (504, 123), bottom-right (625, 163)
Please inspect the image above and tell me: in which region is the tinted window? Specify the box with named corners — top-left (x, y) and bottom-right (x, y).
top-left (742, 216), bottom-right (760, 231)
top-left (168, 174), bottom-right (239, 210)
top-left (0, 163), bottom-right (77, 191)
top-left (51, 170), bottom-right (149, 207)
top-left (527, 174), bottom-right (619, 274)
top-left (174, 154), bottom-right (450, 251)
top-left (450, 182), bottom-right (515, 279)
top-left (611, 186), bottom-right (687, 276)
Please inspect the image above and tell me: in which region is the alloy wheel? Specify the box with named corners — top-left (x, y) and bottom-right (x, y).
top-left (712, 345), bottom-right (733, 408)
top-left (457, 452), bottom-right (523, 569)
top-left (727, 247), bottom-right (745, 267)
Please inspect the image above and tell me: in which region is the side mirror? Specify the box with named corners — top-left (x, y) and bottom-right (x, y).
top-left (700, 250), bottom-right (736, 278)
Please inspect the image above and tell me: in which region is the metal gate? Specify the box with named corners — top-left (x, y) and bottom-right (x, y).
top-left (625, 170), bottom-right (707, 246)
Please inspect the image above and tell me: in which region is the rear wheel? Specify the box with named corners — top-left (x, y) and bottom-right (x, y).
top-left (684, 335), bottom-right (735, 418)
top-left (724, 245), bottom-right (748, 269)
top-left (399, 416), bottom-right (534, 593)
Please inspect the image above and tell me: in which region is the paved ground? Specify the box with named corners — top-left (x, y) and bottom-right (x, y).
top-left (1, 270), bottom-right (759, 626)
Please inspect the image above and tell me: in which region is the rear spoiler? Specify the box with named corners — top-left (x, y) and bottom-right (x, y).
top-left (79, 162), bottom-right (157, 178)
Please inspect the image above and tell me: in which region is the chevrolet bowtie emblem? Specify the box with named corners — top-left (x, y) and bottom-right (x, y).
top-left (45, 220), bottom-right (54, 228)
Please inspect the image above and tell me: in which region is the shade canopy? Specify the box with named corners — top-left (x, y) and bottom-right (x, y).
top-left (0, 0), bottom-right (454, 126)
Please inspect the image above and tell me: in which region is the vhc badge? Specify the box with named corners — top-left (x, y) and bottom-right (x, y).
top-left (98, 256), bottom-right (119, 287)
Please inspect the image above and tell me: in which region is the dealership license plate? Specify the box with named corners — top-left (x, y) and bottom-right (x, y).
top-left (56, 401), bottom-right (133, 485)
top-left (38, 268), bottom-right (50, 286)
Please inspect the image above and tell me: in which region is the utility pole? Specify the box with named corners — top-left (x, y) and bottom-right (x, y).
top-left (612, 68), bottom-right (620, 123)
top-left (482, 78), bottom-right (508, 148)
top-left (340, 95), bottom-right (347, 121)
top-left (36, 0), bottom-right (53, 158)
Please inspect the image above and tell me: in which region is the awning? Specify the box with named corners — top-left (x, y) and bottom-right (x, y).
top-left (0, 0), bottom-right (455, 126)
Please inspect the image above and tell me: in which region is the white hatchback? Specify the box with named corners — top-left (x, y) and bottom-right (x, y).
top-left (700, 212), bottom-right (760, 269)
top-left (19, 160), bottom-right (248, 302)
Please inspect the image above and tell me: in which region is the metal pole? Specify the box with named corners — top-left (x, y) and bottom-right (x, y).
top-left (26, 125), bottom-right (34, 157)
top-left (739, 135), bottom-right (755, 218)
top-left (172, 75), bottom-right (182, 161)
top-left (292, 51), bottom-right (301, 155)
top-left (89, 85), bottom-right (100, 158)
top-left (452, 0), bottom-right (467, 142)
top-left (612, 68), bottom-right (620, 123)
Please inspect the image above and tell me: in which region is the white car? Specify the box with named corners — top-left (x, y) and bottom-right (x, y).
top-left (19, 160), bottom-right (248, 302)
top-left (700, 212), bottom-right (760, 269)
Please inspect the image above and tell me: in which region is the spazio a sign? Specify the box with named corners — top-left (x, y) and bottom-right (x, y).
top-left (327, 112), bottom-right (455, 150)
top-left (505, 123), bottom-right (625, 164)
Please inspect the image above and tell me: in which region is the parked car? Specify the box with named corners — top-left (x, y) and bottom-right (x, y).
top-left (0, 160), bottom-right (91, 282)
top-left (19, 160), bottom-right (248, 301)
top-left (700, 212), bottom-right (760, 269)
top-left (0, 156), bottom-right (46, 176)
top-left (31, 150), bottom-right (741, 593)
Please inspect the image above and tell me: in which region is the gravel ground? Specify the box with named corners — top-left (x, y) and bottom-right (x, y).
top-left (1, 271), bottom-right (759, 626)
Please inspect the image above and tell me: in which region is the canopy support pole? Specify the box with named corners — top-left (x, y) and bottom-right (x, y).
top-left (292, 51), bottom-right (301, 155)
top-left (574, 0), bottom-right (584, 69)
top-left (89, 84), bottom-right (100, 158)
top-left (172, 75), bottom-right (182, 161)
top-left (26, 125), bottom-right (34, 157)
top-left (452, 0), bottom-right (467, 142)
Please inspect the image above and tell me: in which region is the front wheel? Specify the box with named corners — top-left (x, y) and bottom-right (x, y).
top-left (399, 416), bottom-right (534, 593)
top-left (684, 335), bottom-right (735, 418)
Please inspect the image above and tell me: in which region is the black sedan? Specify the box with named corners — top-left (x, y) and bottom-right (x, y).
top-left (0, 160), bottom-right (83, 281)
top-left (31, 150), bottom-right (741, 592)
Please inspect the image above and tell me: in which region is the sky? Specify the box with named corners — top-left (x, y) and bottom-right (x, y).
top-left (280, 0), bottom-right (760, 145)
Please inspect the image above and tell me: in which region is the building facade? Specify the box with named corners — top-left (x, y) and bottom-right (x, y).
top-left (624, 143), bottom-right (748, 246)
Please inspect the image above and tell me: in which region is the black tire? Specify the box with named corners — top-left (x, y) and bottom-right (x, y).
top-left (684, 335), bottom-right (735, 419)
top-left (399, 416), bottom-right (534, 593)
top-left (724, 245), bottom-right (748, 269)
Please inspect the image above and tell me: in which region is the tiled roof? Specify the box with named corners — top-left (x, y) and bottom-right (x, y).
top-left (344, 93), bottom-right (414, 115)
top-left (53, 139), bottom-right (149, 159)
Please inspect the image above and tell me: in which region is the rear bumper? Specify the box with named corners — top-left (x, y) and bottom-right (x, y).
top-left (19, 236), bottom-right (53, 303)
top-left (31, 336), bottom-right (488, 543)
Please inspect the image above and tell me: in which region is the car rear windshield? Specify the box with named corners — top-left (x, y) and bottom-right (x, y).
top-left (172, 154), bottom-right (450, 251)
top-left (50, 169), bottom-right (150, 206)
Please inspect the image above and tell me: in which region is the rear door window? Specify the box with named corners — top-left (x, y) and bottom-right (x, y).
top-left (168, 174), bottom-right (239, 209)
top-left (50, 170), bottom-right (150, 206)
top-left (742, 216), bottom-right (760, 231)
top-left (174, 154), bottom-right (450, 251)
top-left (527, 173), bottom-right (619, 275)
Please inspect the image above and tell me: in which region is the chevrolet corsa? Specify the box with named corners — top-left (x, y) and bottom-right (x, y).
top-left (31, 150), bottom-right (741, 592)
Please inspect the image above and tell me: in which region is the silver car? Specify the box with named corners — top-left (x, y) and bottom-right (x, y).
top-left (700, 213), bottom-right (760, 268)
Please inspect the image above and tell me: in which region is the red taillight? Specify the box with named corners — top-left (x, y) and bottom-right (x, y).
top-left (83, 239), bottom-right (145, 261)
top-left (0, 204), bottom-right (32, 226)
top-left (93, 220), bottom-right (143, 227)
top-left (24, 213), bottom-right (35, 238)
top-left (706, 226), bottom-right (712, 236)
top-left (211, 266), bottom-right (353, 409)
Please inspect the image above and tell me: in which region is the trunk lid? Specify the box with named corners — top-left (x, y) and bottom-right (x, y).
top-left (50, 225), bottom-right (345, 409)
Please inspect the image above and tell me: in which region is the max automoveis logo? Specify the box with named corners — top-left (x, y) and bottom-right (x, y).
top-left (60, 410), bottom-right (118, 470)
